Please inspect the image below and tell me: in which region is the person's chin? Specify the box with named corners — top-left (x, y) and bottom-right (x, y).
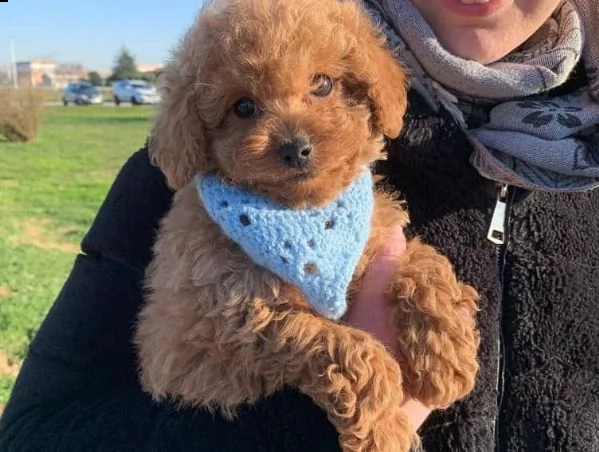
top-left (438, 28), bottom-right (512, 64)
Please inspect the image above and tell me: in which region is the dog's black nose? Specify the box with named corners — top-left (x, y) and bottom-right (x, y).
top-left (277, 138), bottom-right (312, 168)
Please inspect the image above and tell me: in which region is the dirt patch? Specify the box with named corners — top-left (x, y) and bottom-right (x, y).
top-left (87, 169), bottom-right (117, 180)
top-left (0, 286), bottom-right (13, 299)
top-left (57, 225), bottom-right (81, 236)
top-left (0, 179), bottom-right (18, 188)
top-left (0, 351), bottom-right (20, 377)
top-left (10, 219), bottom-right (80, 254)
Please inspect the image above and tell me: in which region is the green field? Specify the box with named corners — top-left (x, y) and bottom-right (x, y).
top-left (0, 105), bottom-right (154, 410)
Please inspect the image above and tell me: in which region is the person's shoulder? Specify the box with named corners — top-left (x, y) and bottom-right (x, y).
top-left (82, 143), bottom-right (174, 272)
top-left (404, 89), bottom-right (437, 117)
top-left (399, 89), bottom-right (464, 145)
top-left (118, 141), bottom-right (165, 184)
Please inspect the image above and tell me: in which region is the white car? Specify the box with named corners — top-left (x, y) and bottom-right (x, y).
top-left (112, 80), bottom-right (160, 105)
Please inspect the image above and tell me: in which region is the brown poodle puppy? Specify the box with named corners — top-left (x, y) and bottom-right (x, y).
top-left (134, 0), bottom-right (480, 450)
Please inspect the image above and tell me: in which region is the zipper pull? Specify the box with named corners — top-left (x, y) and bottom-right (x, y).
top-left (487, 184), bottom-right (509, 245)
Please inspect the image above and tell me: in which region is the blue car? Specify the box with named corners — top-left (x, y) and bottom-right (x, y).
top-left (62, 82), bottom-right (103, 106)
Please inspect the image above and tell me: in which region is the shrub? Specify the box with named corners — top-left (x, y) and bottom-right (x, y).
top-left (0, 88), bottom-right (45, 142)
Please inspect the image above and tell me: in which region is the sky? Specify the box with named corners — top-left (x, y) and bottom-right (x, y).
top-left (0, 0), bottom-right (205, 72)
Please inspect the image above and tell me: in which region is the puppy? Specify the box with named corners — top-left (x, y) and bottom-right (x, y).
top-left (135, 0), bottom-right (480, 450)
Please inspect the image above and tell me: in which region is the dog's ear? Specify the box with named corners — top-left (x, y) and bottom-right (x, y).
top-left (149, 62), bottom-right (212, 190)
top-left (340, 5), bottom-right (408, 138)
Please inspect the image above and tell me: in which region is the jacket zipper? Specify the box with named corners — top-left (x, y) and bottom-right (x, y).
top-left (488, 183), bottom-right (514, 451)
top-left (487, 184), bottom-right (509, 245)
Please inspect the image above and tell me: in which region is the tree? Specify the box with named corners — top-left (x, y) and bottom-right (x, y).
top-left (108, 47), bottom-right (138, 83)
top-left (87, 71), bottom-right (103, 86)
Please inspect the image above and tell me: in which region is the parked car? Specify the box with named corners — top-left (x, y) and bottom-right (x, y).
top-left (62, 83), bottom-right (103, 106)
top-left (112, 80), bottom-right (160, 105)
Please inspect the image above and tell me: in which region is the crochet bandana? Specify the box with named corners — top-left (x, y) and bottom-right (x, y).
top-left (196, 171), bottom-right (374, 320)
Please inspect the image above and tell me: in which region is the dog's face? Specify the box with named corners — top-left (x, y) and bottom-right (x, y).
top-left (151, 0), bottom-right (408, 208)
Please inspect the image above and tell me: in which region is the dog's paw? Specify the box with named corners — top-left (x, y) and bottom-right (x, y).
top-left (339, 403), bottom-right (416, 452)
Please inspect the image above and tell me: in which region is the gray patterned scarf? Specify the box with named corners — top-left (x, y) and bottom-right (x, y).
top-left (364, 0), bottom-right (599, 191)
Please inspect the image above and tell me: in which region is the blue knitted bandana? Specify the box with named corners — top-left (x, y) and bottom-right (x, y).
top-left (196, 171), bottom-right (374, 320)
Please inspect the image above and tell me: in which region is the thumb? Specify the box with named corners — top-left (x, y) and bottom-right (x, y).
top-left (343, 225), bottom-right (406, 346)
top-left (359, 225), bottom-right (407, 298)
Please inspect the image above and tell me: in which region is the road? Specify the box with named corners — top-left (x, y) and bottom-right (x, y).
top-left (43, 101), bottom-right (132, 108)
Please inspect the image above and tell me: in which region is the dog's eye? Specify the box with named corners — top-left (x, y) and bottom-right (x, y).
top-left (233, 97), bottom-right (259, 119)
top-left (310, 74), bottom-right (333, 97)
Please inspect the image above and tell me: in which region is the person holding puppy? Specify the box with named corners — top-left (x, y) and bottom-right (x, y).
top-left (1, 0), bottom-right (597, 451)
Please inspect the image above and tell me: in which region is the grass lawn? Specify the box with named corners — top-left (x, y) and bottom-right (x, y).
top-left (0, 105), bottom-right (154, 410)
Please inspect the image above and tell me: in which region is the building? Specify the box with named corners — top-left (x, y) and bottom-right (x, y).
top-left (137, 63), bottom-right (163, 74)
top-left (54, 63), bottom-right (88, 88)
top-left (0, 65), bottom-right (12, 86)
top-left (15, 60), bottom-right (88, 88)
top-left (16, 60), bottom-right (56, 87)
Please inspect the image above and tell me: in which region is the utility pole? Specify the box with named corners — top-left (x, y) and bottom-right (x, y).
top-left (10, 38), bottom-right (18, 88)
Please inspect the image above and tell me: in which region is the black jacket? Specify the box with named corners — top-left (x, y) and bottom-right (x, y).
top-left (1, 86), bottom-right (598, 451)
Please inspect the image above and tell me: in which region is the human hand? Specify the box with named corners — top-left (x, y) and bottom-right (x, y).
top-left (343, 225), bottom-right (432, 431)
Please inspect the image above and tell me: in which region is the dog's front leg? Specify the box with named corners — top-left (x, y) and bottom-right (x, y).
top-left (260, 310), bottom-right (418, 452)
top-left (388, 239), bottom-right (481, 409)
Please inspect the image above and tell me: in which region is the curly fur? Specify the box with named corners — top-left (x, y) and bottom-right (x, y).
top-left (134, 0), bottom-right (481, 450)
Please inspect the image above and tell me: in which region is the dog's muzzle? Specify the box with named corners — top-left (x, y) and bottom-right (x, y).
top-left (277, 137), bottom-right (313, 169)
